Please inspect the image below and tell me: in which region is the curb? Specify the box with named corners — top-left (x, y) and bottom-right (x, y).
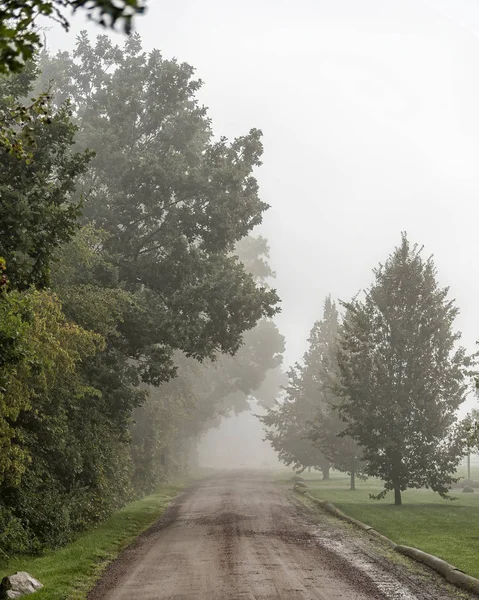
top-left (293, 485), bottom-right (479, 596)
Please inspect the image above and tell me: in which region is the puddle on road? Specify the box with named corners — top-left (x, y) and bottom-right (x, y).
top-left (312, 532), bottom-right (419, 600)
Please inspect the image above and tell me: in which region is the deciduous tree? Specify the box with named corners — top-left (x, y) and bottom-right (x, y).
top-left (260, 302), bottom-right (340, 479)
top-left (0, 0), bottom-right (144, 74)
top-left (307, 299), bottom-right (365, 490)
top-left (41, 33), bottom-right (279, 383)
top-left (337, 234), bottom-right (472, 505)
top-left (0, 66), bottom-right (92, 288)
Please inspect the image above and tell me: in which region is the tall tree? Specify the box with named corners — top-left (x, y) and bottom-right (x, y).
top-left (0, 34), bottom-right (282, 553)
top-left (337, 234), bottom-right (472, 505)
top-left (41, 34), bottom-right (279, 384)
top-left (130, 235), bottom-right (285, 491)
top-left (307, 299), bottom-right (365, 490)
top-left (0, 66), bottom-right (92, 289)
top-left (39, 38), bottom-right (280, 501)
top-left (310, 409), bottom-right (365, 491)
top-left (260, 301), bottom-right (340, 479)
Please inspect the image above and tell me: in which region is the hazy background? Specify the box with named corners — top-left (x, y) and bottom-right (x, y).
top-left (198, 402), bottom-right (282, 469)
top-left (44, 1), bottom-right (479, 461)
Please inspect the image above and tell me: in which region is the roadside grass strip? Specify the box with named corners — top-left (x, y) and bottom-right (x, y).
top-left (283, 469), bottom-right (479, 587)
top-left (0, 485), bottom-right (182, 600)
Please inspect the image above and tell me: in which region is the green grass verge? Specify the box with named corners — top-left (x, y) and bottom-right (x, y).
top-left (279, 468), bottom-right (479, 580)
top-left (0, 485), bottom-right (182, 600)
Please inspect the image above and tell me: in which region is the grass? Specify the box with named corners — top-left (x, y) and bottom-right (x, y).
top-left (278, 465), bottom-right (479, 580)
top-left (0, 485), bottom-right (182, 600)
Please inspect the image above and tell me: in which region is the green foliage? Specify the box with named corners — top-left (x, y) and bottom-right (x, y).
top-left (41, 32), bottom-right (279, 378)
top-left (0, 62), bottom-right (115, 553)
top-left (464, 408), bottom-right (479, 451)
top-left (38, 37), bottom-right (281, 508)
top-left (51, 225), bottom-right (133, 339)
top-left (251, 365), bottom-right (288, 410)
top-left (0, 505), bottom-right (35, 556)
top-left (0, 34), bottom-right (282, 555)
top-left (307, 298), bottom-right (366, 489)
top-left (261, 392), bottom-right (328, 474)
top-left (0, 67), bottom-right (92, 289)
top-left (130, 236), bottom-right (285, 495)
top-left (336, 234), bottom-right (472, 505)
top-left (0, 279), bottom-right (106, 552)
top-left (0, 485), bottom-right (181, 600)
top-left (0, 285), bottom-right (102, 488)
top-left (302, 473), bottom-right (479, 580)
top-left (260, 301), bottom-right (341, 477)
top-left (235, 235), bottom-right (275, 283)
top-left (0, 0), bottom-right (145, 75)
top-left (310, 412), bottom-right (365, 490)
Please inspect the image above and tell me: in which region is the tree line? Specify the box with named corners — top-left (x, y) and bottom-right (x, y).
top-left (0, 33), bottom-right (284, 555)
top-left (261, 234), bottom-right (475, 505)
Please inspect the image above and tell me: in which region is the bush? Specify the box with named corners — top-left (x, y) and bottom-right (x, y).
top-left (0, 506), bottom-right (38, 556)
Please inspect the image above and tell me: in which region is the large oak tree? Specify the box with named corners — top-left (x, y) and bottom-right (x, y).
top-left (41, 33), bottom-right (279, 384)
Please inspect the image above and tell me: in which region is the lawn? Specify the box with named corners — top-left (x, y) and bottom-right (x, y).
top-left (279, 466), bottom-right (479, 579)
top-left (0, 485), bottom-right (182, 600)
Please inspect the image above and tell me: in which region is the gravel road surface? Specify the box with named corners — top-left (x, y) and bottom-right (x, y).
top-left (89, 472), bottom-right (471, 600)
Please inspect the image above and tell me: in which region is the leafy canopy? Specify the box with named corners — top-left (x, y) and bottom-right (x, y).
top-left (0, 0), bottom-right (145, 74)
top-left (41, 33), bottom-right (279, 380)
top-left (0, 66), bottom-right (92, 288)
top-left (0, 282), bottom-right (103, 489)
top-left (307, 298), bottom-right (366, 489)
top-left (336, 233), bottom-right (472, 504)
top-left (260, 302), bottom-right (340, 476)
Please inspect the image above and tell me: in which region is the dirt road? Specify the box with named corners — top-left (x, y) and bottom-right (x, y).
top-left (89, 472), bottom-right (469, 600)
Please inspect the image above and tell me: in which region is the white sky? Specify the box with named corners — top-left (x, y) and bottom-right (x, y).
top-left (46, 0), bottom-right (479, 397)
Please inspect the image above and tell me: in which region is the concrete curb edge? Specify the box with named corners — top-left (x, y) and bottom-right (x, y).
top-left (293, 485), bottom-right (479, 596)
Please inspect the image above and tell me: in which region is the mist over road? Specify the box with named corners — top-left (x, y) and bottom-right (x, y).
top-left (89, 472), bottom-right (464, 600)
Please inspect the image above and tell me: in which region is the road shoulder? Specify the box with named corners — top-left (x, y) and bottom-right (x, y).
top-left (291, 488), bottom-right (476, 600)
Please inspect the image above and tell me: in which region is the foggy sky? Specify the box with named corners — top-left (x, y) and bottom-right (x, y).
top-left (46, 0), bottom-right (479, 400)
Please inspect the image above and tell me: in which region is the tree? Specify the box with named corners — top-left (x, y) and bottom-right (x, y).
top-left (0, 0), bottom-right (145, 74)
top-left (0, 65), bottom-right (92, 288)
top-left (307, 299), bottom-right (365, 490)
top-left (337, 234), bottom-right (472, 505)
top-left (0, 33), bottom-right (282, 553)
top-left (234, 235), bottom-right (286, 410)
top-left (235, 235), bottom-right (275, 283)
top-left (38, 38), bottom-right (280, 502)
top-left (0, 272), bottom-right (103, 492)
top-left (129, 235), bottom-right (285, 492)
top-left (260, 389), bottom-right (328, 476)
top-left (310, 409), bottom-right (365, 491)
top-left (462, 408), bottom-right (479, 478)
top-left (41, 33), bottom-right (279, 384)
top-left (249, 361), bottom-right (288, 410)
top-left (260, 302), bottom-right (341, 479)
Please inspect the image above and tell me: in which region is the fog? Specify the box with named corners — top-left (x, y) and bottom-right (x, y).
top-left (198, 402), bottom-right (282, 469)
top-left (45, 0), bottom-right (479, 467)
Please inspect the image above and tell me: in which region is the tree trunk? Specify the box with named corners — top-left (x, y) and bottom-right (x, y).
top-left (467, 454), bottom-right (471, 480)
top-left (308, 466), bottom-right (311, 474)
top-left (394, 486), bottom-right (402, 506)
top-left (350, 467), bottom-right (356, 491)
top-left (322, 465), bottom-right (330, 480)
